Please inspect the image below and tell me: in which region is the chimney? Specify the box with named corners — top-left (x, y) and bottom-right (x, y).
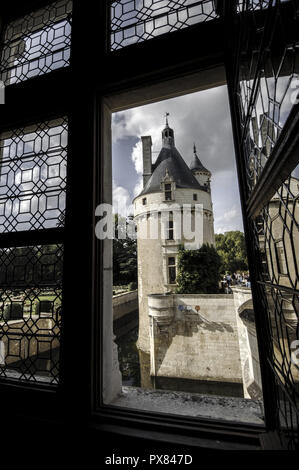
top-left (141, 136), bottom-right (152, 187)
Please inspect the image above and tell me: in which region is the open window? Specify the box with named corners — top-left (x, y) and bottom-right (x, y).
top-left (1, 0), bottom-right (298, 452)
top-left (106, 83), bottom-right (265, 425)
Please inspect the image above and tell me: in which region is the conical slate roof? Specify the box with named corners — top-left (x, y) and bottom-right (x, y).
top-left (139, 145), bottom-right (202, 197)
top-left (189, 147), bottom-right (210, 173)
top-left (136, 121), bottom-right (209, 198)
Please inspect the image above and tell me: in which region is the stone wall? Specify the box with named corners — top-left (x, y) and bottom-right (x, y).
top-left (148, 293), bottom-right (244, 396)
top-left (232, 287), bottom-right (262, 399)
top-left (113, 290), bottom-right (138, 321)
top-left (134, 188), bottom-right (215, 354)
top-left (113, 290), bottom-right (138, 338)
top-left (0, 315), bottom-right (59, 370)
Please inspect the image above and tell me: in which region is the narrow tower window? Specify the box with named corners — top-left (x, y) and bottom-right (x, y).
top-left (167, 220), bottom-right (174, 240)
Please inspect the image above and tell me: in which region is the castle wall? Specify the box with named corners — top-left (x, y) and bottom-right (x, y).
top-left (113, 290), bottom-right (138, 321)
top-left (134, 187), bottom-right (213, 215)
top-left (193, 170), bottom-right (210, 188)
top-left (136, 230), bottom-right (165, 352)
top-left (232, 287), bottom-right (262, 399)
top-left (134, 188), bottom-right (215, 353)
top-left (148, 293), bottom-right (243, 395)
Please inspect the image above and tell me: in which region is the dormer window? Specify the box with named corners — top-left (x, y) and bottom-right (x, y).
top-left (193, 194), bottom-right (197, 201)
top-left (161, 169), bottom-right (175, 201)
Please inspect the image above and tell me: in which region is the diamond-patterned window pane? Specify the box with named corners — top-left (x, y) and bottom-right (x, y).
top-left (252, 171), bottom-right (299, 448)
top-left (237, 0), bottom-right (291, 13)
top-left (233, 1), bottom-right (299, 449)
top-left (237, 0), bottom-right (299, 195)
top-left (0, 0), bottom-right (72, 86)
top-left (0, 244), bottom-right (63, 384)
top-left (0, 117), bottom-right (67, 232)
top-left (110, 0), bottom-right (218, 51)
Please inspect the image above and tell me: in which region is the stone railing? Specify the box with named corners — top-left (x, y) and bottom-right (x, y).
top-left (231, 286), bottom-right (262, 399)
top-left (146, 292), bottom-right (244, 396)
top-left (0, 315), bottom-right (59, 368)
top-left (112, 290), bottom-right (138, 321)
top-left (148, 293), bottom-right (175, 325)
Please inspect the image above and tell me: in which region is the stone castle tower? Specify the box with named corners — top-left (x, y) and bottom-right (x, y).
top-left (133, 118), bottom-right (215, 353)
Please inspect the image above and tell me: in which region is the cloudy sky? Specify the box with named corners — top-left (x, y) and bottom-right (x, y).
top-left (112, 85), bottom-right (244, 234)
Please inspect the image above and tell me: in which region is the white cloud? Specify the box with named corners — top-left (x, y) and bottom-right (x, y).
top-left (113, 86), bottom-right (234, 176)
top-left (214, 206), bottom-right (243, 234)
top-left (133, 176), bottom-right (143, 198)
top-left (112, 85), bottom-right (244, 231)
top-left (113, 181), bottom-right (133, 216)
top-left (131, 140), bottom-right (143, 175)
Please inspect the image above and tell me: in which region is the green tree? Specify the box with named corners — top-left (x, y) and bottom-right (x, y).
top-left (176, 244), bottom-right (221, 294)
top-left (0, 244), bottom-right (63, 288)
top-left (215, 231), bottom-right (248, 274)
top-left (113, 214), bottom-right (137, 285)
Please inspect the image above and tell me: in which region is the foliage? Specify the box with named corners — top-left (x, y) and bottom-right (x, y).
top-left (3, 302), bottom-right (23, 321)
top-left (35, 300), bottom-right (53, 315)
top-left (215, 231), bottom-right (248, 274)
top-left (128, 281), bottom-right (138, 291)
top-left (176, 244), bottom-right (221, 294)
top-left (113, 214), bottom-right (137, 285)
top-left (0, 245), bottom-right (63, 288)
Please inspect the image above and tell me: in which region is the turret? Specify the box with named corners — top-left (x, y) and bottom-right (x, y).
top-left (133, 117), bottom-right (215, 354)
top-left (161, 113), bottom-right (175, 148)
top-left (189, 143), bottom-right (211, 191)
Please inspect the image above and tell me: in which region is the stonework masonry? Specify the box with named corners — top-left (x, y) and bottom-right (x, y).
top-left (134, 122), bottom-right (215, 354)
top-left (146, 289), bottom-right (263, 398)
top-left (132, 122), bottom-right (263, 399)
top-left (148, 293), bottom-right (243, 396)
top-left (232, 287), bottom-right (262, 399)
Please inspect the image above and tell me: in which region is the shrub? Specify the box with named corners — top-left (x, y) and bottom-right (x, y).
top-left (128, 281), bottom-right (138, 291)
top-left (35, 300), bottom-right (53, 315)
top-left (176, 244), bottom-right (221, 294)
top-left (3, 302), bottom-right (23, 321)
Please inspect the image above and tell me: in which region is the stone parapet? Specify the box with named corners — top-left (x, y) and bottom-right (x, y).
top-left (113, 290), bottom-right (138, 321)
top-left (148, 293), bottom-right (175, 325)
top-left (147, 292), bottom-right (243, 394)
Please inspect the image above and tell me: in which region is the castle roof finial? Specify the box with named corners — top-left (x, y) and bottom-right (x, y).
top-left (165, 112), bottom-right (169, 127)
top-left (193, 142), bottom-right (197, 154)
top-left (162, 113), bottom-right (174, 147)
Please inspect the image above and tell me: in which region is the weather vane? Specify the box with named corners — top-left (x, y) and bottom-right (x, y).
top-left (164, 112), bottom-right (169, 126)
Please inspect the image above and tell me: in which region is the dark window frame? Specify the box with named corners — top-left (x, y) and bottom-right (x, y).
top-left (168, 256), bottom-right (176, 284)
top-left (3, 0), bottom-right (294, 450)
top-left (165, 190), bottom-right (172, 201)
top-left (167, 220), bottom-right (174, 240)
top-left (274, 240), bottom-right (288, 276)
